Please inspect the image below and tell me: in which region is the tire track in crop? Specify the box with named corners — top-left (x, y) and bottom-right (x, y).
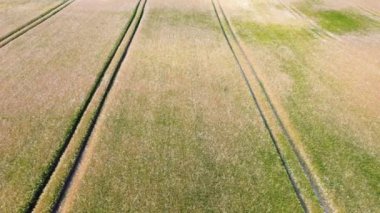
top-left (0, 0), bottom-right (75, 48)
top-left (49, 0), bottom-right (147, 211)
top-left (275, 0), bottom-right (337, 40)
top-left (26, 1), bottom-right (146, 212)
top-left (212, 0), bottom-right (332, 212)
top-left (358, 6), bottom-right (380, 20)
top-left (276, 0), bottom-right (379, 81)
top-left (212, 1), bottom-right (306, 211)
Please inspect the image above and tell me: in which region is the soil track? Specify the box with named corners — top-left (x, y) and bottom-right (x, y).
top-left (213, 0), bottom-right (332, 212)
top-left (0, 0), bottom-right (75, 48)
top-left (44, 0), bottom-right (148, 211)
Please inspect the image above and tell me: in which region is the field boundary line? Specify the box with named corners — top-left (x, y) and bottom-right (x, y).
top-left (0, 0), bottom-right (75, 48)
top-left (212, 0), bottom-right (334, 212)
top-left (51, 0), bottom-right (147, 211)
top-left (27, 1), bottom-right (144, 212)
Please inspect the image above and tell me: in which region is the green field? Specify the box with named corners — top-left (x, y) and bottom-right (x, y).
top-left (0, 0), bottom-right (379, 212)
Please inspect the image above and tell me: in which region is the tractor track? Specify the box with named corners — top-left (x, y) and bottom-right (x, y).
top-left (212, 0), bottom-right (332, 212)
top-left (358, 6), bottom-right (380, 19)
top-left (212, 1), bottom-right (306, 211)
top-left (50, 0), bottom-right (147, 211)
top-left (275, 0), bottom-right (378, 84)
top-left (275, 0), bottom-right (336, 40)
top-left (25, 0), bottom-right (146, 212)
top-left (0, 0), bottom-right (75, 48)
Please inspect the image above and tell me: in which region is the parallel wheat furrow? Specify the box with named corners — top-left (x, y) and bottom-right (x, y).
top-left (0, 0), bottom-right (75, 48)
top-left (29, 1), bottom-right (146, 212)
top-left (213, 0), bottom-right (333, 212)
top-left (276, 0), bottom-right (336, 40)
top-left (31, 0), bottom-right (148, 212)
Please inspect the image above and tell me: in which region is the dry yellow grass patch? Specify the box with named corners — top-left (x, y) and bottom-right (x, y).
top-left (310, 33), bottom-right (380, 156)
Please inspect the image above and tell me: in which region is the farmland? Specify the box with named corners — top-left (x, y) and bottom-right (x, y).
top-left (0, 0), bottom-right (379, 212)
top-left (0, 0), bottom-right (64, 38)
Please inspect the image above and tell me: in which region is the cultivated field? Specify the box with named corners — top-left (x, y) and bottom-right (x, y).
top-left (0, 0), bottom-right (64, 39)
top-left (58, 0), bottom-right (305, 211)
top-left (0, 0), bottom-right (379, 212)
top-left (0, 0), bottom-right (138, 211)
top-left (221, 0), bottom-right (380, 211)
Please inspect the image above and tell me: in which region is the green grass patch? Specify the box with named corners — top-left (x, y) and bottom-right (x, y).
top-left (315, 10), bottom-right (376, 34)
top-left (296, 1), bottom-right (379, 34)
top-left (233, 21), bottom-right (313, 45)
top-left (234, 17), bottom-right (380, 210)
